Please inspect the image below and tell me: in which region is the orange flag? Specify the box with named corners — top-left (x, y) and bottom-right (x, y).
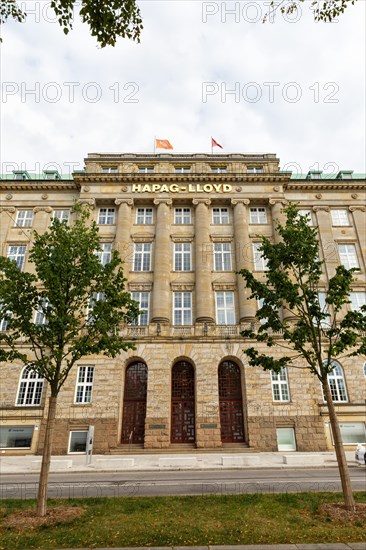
top-left (155, 138), bottom-right (173, 150)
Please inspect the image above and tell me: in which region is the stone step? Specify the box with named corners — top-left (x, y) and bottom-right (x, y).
top-left (107, 444), bottom-right (252, 455)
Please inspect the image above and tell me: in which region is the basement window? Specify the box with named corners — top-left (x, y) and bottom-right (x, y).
top-left (0, 426), bottom-right (34, 449)
top-left (276, 427), bottom-right (296, 451)
top-left (68, 431), bottom-right (88, 453)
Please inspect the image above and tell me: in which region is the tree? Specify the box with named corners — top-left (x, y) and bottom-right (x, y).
top-left (239, 203), bottom-right (366, 511)
top-left (267, 0), bottom-right (358, 22)
top-left (0, 0), bottom-right (143, 47)
top-left (0, 203), bottom-right (140, 516)
top-left (1, 0), bottom-right (359, 47)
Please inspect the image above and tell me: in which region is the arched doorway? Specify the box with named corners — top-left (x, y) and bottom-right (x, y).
top-left (171, 361), bottom-right (195, 443)
top-left (218, 360), bottom-right (245, 443)
top-left (121, 361), bottom-right (148, 444)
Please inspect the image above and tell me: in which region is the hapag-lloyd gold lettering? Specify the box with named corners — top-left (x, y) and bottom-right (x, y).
top-left (132, 183), bottom-right (232, 193)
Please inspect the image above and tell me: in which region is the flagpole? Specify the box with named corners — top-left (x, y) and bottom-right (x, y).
top-left (211, 137), bottom-right (213, 155)
top-left (153, 136), bottom-right (156, 154)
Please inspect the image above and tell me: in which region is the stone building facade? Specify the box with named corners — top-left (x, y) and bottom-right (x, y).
top-left (0, 152), bottom-right (365, 455)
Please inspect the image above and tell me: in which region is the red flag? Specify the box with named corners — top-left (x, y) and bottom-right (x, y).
top-left (211, 137), bottom-right (223, 149)
top-left (155, 138), bottom-right (173, 150)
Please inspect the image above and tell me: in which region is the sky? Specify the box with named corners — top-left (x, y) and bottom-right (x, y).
top-left (0, 0), bottom-right (365, 176)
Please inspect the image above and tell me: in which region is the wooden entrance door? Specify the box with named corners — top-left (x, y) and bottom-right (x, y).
top-left (218, 360), bottom-right (245, 443)
top-left (171, 361), bottom-right (195, 443)
top-left (121, 362), bottom-right (147, 444)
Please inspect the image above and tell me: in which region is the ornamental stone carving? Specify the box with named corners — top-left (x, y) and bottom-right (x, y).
top-left (115, 198), bottom-right (133, 207)
top-left (313, 206), bottom-right (330, 212)
top-left (34, 206), bottom-right (52, 213)
top-left (192, 198), bottom-right (211, 206)
top-left (0, 207), bottom-right (16, 213)
top-left (231, 199), bottom-right (250, 206)
top-left (153, 198), bottom-right (172, 206)
top-left (79, 198), bottom-right (95, 208)
top-left (5, 194), bottom-right (13, 200)
top-left (269, 198), bottom-right (288, 206)
top-left (349, 206), bottom-right (366, 212)
top-left (41, 194), bottom-right (48, 200)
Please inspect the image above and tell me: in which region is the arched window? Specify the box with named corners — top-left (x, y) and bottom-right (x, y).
top-left (121, 361), bottom-right (148, 444)
top-left (218, 360), bottom-right (245, 443)
top-left (16, 365), bottom-right (44, 406)
top-left (171, 361), bottom-right (195, 443)
top-left (324, 361), bottom-right (348, 402)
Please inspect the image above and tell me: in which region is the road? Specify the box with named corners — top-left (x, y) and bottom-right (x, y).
top-left (1, 467), bottom-right (365, 499)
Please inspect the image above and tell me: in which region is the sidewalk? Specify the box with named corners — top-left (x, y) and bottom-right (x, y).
top-left (0, 450), bottom-right (361, 474)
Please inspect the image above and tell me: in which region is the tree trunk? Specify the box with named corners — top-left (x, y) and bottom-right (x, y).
top-left (323, 380), bottom-right (355, 510)
top-left (36, 394), bottom-right (57, 516)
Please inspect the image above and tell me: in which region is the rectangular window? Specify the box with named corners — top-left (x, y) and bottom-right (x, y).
top-left (338, 244), bottom-right (359, 269)
top-left (338, 423), bottom-right (366, 445)
top-left (7, 245), bottom-right (26, 271)
top-left (97, 243), bottom-right (112, 265)
top-left (174, 243), bottom-right (192, 271)
top-left (250, 207), bottom-right (267, 224)
top-left (247, 166), bottom-right (264, 174)
top-left (133, 243), bottom-right (151, 271)
top-left (0, 303), bottom-right (11, 331)
top-left (68, 431), bottom-right (88, 453)
top-left (53, 209), bottom-right (70, 223)
top-left (174, 166), bottom-right (191, 174)
top-left (211, 166), bottom-right (227, 173)
top-left (331, 209), bottom-right (350, 226)
top-left (257, 298), bottom-right (268, 325)
top-left (252, 243), bottom-right (268, 271)
top-left (138, 166), bottom-right (154, 173)
top-left (271, 368), bottom-right (290, 401)
top-left (136, 207), bottom-right (153, 225)
top-left (276, 427), bottom-right (296, 451)
top-left (98, 208), bottom-right (115, 225)
top-left (34, 298), bottom-right (49, 325)
top-left (215, 291), bottom-right (235, 325)
top-left (75, 366), bottom-right (94, 404)
top-left (212, 207), bottom-right (229, 225)
top-left (131, 292), bottom-right (150, 325)
top-left (102, 167), bottom-right (117, 173)
top-left (318, 292), bottom-right (330, 327)
top-left (350, 292), bottom-right (366, 311)
top-left (174, 207), bottom-right (191, 224)
top-left (87, 292), bottom-right (105, 324)
top-left (173, 292), bottom-right (192, 325)
top-left (16, 210), bottom-right (33, 227)
top-left (0, 426), bottom-right (34, 449)
top-left (297, 209), bottom-right (314, 226)
top-left (214, 243), bottom-right (232, 271)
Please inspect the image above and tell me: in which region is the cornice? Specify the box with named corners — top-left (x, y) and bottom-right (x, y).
top-left (0, 181), bottom-right (79, 191)
top-left (285, 181), bottom-right (366, 191)
top-left (73, 173), bottom-right (290, 184)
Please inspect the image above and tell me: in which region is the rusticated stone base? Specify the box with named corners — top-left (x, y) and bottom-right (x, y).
top-left (247, 415), bottom-right (328, 452)
top-left (36, 417), bottom-right (118, 455)
top-left (196, 415), bottom-right (222, 448)
top-left (144, 417), bottom-right (170, 449)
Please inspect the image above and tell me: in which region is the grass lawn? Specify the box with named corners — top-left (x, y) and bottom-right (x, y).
top-left (0, 492), bottom-right (365, 549)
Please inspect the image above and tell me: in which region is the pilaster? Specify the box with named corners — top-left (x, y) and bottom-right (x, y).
top-left (193, 198), bottom-right (214, 323)
top-left (151, 199), bottom-right (172, 324)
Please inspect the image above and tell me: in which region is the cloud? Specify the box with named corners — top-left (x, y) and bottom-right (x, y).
top-left (1, 0), bottom-right (365, 173)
